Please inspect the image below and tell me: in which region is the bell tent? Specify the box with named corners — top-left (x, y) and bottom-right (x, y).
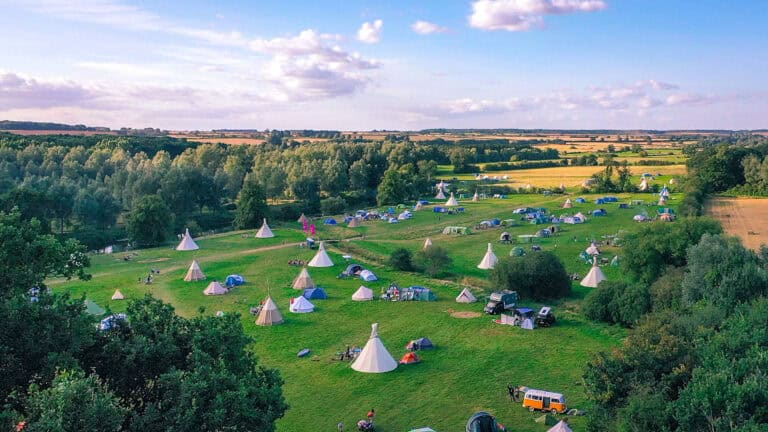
top-left (175, 228), bottom-right (199, 251)
top-left (184, 260), bottom-right (206, 281)
top-left (351, 323), bottom-right (398, 373)
top-left (445, 192), bottom-right (459, 207)
top-left (255, 218), bottom-right (274, 238)
top-left (203, 281), bottom-right (227, 296)
top-left (351, 285), bottom-right (374, 301)
top-left (456, 287), bottom-right (477, 303)
top-left (292, 268), bottom-right (315, 290)
top-left (289, 296), bottom-right (315, 313)
top-left (581, 258), bottom-right (607, 288)
top-left (255, 296), bottom-right (283, 326)
top-left (307, 241), bottom-right (334, 267)
top-left (111, 289), bottom-right (125, 301)
top-left (548, 421), bottom-right (574, 432)
top-left (477, 243), bottom-right (498, 270)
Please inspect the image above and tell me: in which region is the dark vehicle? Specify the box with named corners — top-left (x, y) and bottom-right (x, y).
top-left (535, 306), bottom-right (556, 327)
top-left (484, 290), bottom-right (519, 315)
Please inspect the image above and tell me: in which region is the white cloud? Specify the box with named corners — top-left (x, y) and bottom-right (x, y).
top-left (357, 19), bottom-right (383, 43)
top-left (469, 0), bottom-right (607, 32)
top-left (0, 71), bottom-right (111, 109)
top-left (412, 20), bottom-right (449, 35)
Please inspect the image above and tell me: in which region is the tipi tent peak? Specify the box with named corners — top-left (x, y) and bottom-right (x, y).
top-left (351, 323), bottom-right (398, 373)
top-left (445, 192), bottom-right (459, 207)
top-left (477, 242), bottom-right (498, 270)
top-left (456, 287), bottom-right (477, 303)
top-left (255, 218), bottom-right (275, 238)
top-left (548, 420), bottom-right (574, 432)
top-left (111, 289), bottom-right (125, 300)
top-left (307, 241), bottom-right (334, 267)
top-left (292, 267), bottom-right (315, 290)
top-left (184, 260), bottom-right (206, 282)
top-left (175, 228), bottom-right (199, 251)
top-left (297, 213), bottom-right (309, 224)
top-left (256, 296), bottom-right (284, 326)
top-left (472, 191), bottom-right (479, 202)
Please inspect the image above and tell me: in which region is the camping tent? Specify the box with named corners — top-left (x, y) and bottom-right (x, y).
top-left (347, 217), bottom-right (361, 228)
top-left (407, 337), bottom-right (434, 350)
top-left (477, 243), bottom-right (498, 270)
top-left (399, 286), bottom-right (437, 301)
top-left (307, 242), bottom-right (334, 267)
top-left (175, 228), bottom-right (199, 251)
top-left (351, 323), bottom-right (398, 373)
top-left (225, 274), bottom-right (245, 287)
top-left (292, 268), bottom-right (315, 290)
top-left (548, 420), bottom-right (574, 432)
top-left (581, 258), bottom-right (607, 288)
top-left (297, 213), bottom-right (309, 224)
top-left (84, 300), bottom-right (105, 316)
top-left (456, 287), bottom-right (477, 303)
top-left (359, 269), bottom-right (378, 282)
top-left (472, 191), bottom-right (479, 202)
top-left (585, 242), bottom-right (600, 255)
top-left (203, 281), bottom-right (227, 295)
top-left (255, 296), bottom-right (283, 326)
top-left (352, 286), bottom-right (374, 301)
top-left (466, 412), bottom-right (501, 432)
top-left (423, 237), bottom-right (433, 249)
top-left (111, 289), bottom-right (125, 301)
top-left (435, 181), bottom-right (447, 199)
top-left (255, 218), bottom-right (274, 238)
top-left (563, 198), bottom-right (573, 208)
top-left (323, 218), bottom-right (337, 225)
top-left (639, 178), bottom-right (649, 191)
top-left (184, 260), bottom-right (206, 281)
top-left (660, 186), bottom-right (670, 197)
top-left (303, 287), bottom-right (328, 300)
top-left (658, 196), bottom-right (668, 206)
top-left (510, 246), bottom-right (525, 257)
top-left (289, 296), bottom-right (315, 313)
top-left (500, 232), bottom-right (511, 242)
top-left (445, 192), bottom-right (459, 207)
top-left (633, 214), bottom-right (647, 222)
top-left (521, 318), bottom-right (535, 330)
top-left (400, 352), bottom-right (421, 364)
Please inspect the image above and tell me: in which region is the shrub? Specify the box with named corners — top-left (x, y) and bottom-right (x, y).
top-left (583, 281), bottom-right (651, 327)
top-left (413, 246), bottom-right (452, 277)
top-left (489, 252), bottom-right (571, 301)
top-left (389, 248), bottom-right (414, 271)
top-left (320, 196), bottom-right (347, 215)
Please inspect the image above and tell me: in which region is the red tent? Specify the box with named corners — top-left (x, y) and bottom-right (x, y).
top-left (399, 352), bottom-right (421, 364)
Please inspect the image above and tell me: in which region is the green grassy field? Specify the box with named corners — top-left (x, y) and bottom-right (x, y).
top-left (52, 190), bottom-right (682, 432)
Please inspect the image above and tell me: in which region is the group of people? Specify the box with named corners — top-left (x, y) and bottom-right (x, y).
top-left (336, 409), bottom-right (375, 431)
top-left (507, 385), bottom-right (523, 402)
top-left (287, 259), bottom-right (306, 266)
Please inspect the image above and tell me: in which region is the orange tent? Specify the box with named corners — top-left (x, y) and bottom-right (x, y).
top-left (399, 352), bottom-right (421, 365)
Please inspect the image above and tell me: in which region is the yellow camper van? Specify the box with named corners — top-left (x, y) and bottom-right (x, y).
top-left (522, 389), bottom-right (567, 414)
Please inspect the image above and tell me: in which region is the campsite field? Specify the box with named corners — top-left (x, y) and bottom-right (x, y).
top-left (51, 189), bottom-right (683, 432)
top-left (706, 197), bottom-right (768, 251)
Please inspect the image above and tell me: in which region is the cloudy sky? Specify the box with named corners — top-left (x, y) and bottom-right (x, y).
top-left (0, 0), bottom-right (766, 130)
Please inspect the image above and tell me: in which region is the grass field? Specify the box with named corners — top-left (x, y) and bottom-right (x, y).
top-left (706, 197), bottom-right (768, 251)
top-left (52, 191), bottom-right (683, 432)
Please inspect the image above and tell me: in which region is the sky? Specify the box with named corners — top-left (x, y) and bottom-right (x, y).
top-left (0, 0), bottom-right (766, 131)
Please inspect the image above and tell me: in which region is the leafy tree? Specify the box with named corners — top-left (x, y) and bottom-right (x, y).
top-left (320, 196), bottom-right (346, 215)
top-left (127, 195), bottom-right (173, 247)
top-left (74, 186), bottom-right (122, 230)
top-left (25, 370), bottom-right (126, 432)
top-left (235, 175), bottom-right (269, 229)
top-left (290, 176), bottom-right (320, 210)
top-left (413, 245), bottom-right (452, 277)
top-left (389, 248), bottom-right (414, 271)
top-left (489, 252), bottom-right (571, 301)
top-left (377, 168), bottom-right (408, 205)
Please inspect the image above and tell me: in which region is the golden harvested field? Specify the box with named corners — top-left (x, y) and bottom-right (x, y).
top-left (706, 197), bottom-right (768, 250)
top-left (462, 164), bottom-right (686, 188)
top-left (171, 136), bottom-right (265, 145)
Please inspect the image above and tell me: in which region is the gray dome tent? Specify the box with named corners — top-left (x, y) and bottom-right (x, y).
top-left (466, 411), bottom-right (501, 432)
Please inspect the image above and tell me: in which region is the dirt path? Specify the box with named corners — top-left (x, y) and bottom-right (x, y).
top-left (706, 197), bottom-right (768, 250)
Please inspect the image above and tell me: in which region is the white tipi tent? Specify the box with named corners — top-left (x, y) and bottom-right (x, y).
top-left (255, 218), bottom-right (274, 238)
top-left (176, 228), bottom-right (199, 251)
top-left (455, 288), bottom-right (477, 303)
top-left (351, 323), bottom-right (398, 373)
top-left (203, 281), bottom-right (228, 295)
top-left (585, 242), bottom-right (600, 256)
top-left (307, 241), bottom-right (334, 267)
top-left (548, 421), bottom-right (574, 432)
top-left (256, 296), bottom-right (283, 326)
top-left (292, 268), bottom-right (315, 290)
top-left (184, 260), bottom-right (206, 282)
top-left (563, 198), bottom-right (573, 209)
top-left (423, 238), bottom-right (433, 250)
top-left (351, 286), bottom-right (374, 301)
top-left (472, 191), bottom-right (479, 202)
top-left (289, 296), bottom-right (315, 313)
top-left (347, 217), bottom-right (361, 228)
top-left (445, 192), bottom-right (459, 207)
top-left (477, 243), bottom-right (498, 270)
top-left (297, 213), bottom-right (309, 224)
top-left (581, 258), bottom-right (606, 288)
top-left (435, 181), bottom-right (447, 199)
top-left (639, 178), bottom-right (649, 191)
top-left (111, 289), bottom-right (125, 300)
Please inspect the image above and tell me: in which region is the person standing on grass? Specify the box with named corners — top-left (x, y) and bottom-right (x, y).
top-left (367, 408), bottom-right (375, 424)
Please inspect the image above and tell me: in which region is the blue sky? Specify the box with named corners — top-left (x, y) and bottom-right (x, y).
top-left (0, 0), bottom-right (766, 130)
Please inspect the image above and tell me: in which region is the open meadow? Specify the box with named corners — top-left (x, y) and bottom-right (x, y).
top-left (52, 188), bottom-right (682, 432)
top-left (706, 197), bottom-right (768, 251)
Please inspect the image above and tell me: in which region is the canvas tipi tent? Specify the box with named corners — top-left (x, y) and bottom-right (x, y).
top-left (297, 213), bottom-right (309, 224)
top-left (255, 296), bottom-right (284, 326)
top-left (477, 243), bottom-right (498, 269)
top-left (423, 237), bottom-right (433, 250)
top-left (548, 421), bottom-right (574, 432)
top-left (639, 177), bottom-right (649, 191)
top-left (472, 191), bottom-right (479, 202)
top-left (203, 280), bottom-right (227, 295)
top-left (307, 241), bottom-right (334, 267)
top-left (292, 268), bottom-right (315, 290)
top-left (351, 323), bottom-right (398, 373)
top-left (585, 242), bottom-right (600, 256)
top-left (352, 285), bottom-right (374, 301)
top-left (289, 296), bottom-right (315, 313)
top-left (184, 260), bottom-right (206, 281)
top-left (445, 192), bottom-right (459, 207)
top-left (175, 228), bottom-right (199, 251)
top-left (581, 258), bottom-right (606, 288)
top-left (658, 196), bottom-right (668, 206)
top-left (456, 287), bottom-right (477, 303)
top-left (347, 217), bottom-right (360, 228)
top-left (435, 181), bottom-right (447, 199)
top-left (255, 218), bottom-right (275, 238)
top-left (111, 289), bottom-right (125, 300)
top-left (563, 198), bottom-right (573, 208)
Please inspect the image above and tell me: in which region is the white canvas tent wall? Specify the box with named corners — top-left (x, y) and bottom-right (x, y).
top-left (352, 286), bottom-right (374, 301)
top-left (477, 243), bottom-right (498, 269)
top-left (658, 196), bottom-right (668, 206)
top-left (176, 228), bottom-right (199, 251)
top-left (203, 281), bottom-right (228, 295)
top-left (563, 198), bottom-right (573, 208)
top-left (111, 289), bottom-right (125, 300)
top-left (580, 258), bottom-right (607, 288)
top-left (184, 260), bottom-right (206, 281)
top-left (289, 296), bottom-right (315, 313)
top-left (639, 178), bottom-right (649, 191)
top-left (255, 218), bottom-right (275, 238)
top-left (351, 323), bottom-right (398, 373)
top-left (472, 192), bottom-right (479, 202)
top-left (255, 296), bottom-right (284, 326)
top-left (423, 238), bottom-right (433, 250)
top-left (455, 288), bottom-right (477, 303)
top-left (297, 213), bottom-right (309, 224)
top-left (435, 189), bottom-right (446, 200)
top-left (307, 242), bottom-right (334, 267)
top-left (585, 242), bottom-right (600, 255)
top-left (292, 268), bottom-right (315, 290)
top-left (445, 192), bottom-right (459, 207)
top-left (548, 421), bottom-right (574, 432)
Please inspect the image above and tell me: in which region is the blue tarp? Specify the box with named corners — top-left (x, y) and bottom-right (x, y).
top-left (99, 313), bottom-right (127, 331)
top-left (324, 218), bottom-right (337, 225)
top-left (419, 200), bottom-right (430, 205)
top-left (225, 274), bottom-right (245, 287)
top-left (433, 206), bottom-right (445, 213)
top-left (491, 219), bottom-right (501, 225)
top-left (303, 287), bottom-right (328, 300)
